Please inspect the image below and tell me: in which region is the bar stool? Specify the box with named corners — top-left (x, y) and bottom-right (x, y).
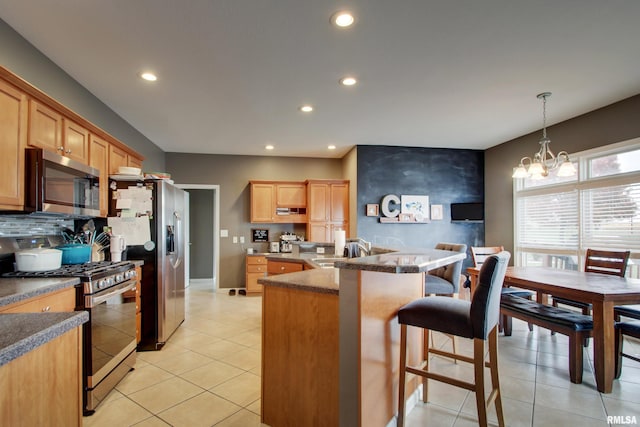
top-left (397, 251), bottom-right (510, 427)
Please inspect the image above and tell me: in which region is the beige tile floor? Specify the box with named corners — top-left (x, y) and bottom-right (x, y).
top-left (83, 282), bottom-right (640, 427)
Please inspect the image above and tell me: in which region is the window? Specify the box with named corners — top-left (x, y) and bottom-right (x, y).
top-left (513, 138), bottom-right (640, 278)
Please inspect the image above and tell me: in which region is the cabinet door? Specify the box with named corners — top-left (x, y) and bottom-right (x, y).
top-left (307, 222), bottom-right (330, 243)
top-left (251, 183), bottom-right (275, 222)
top-left (109, 144), bottom-right (128, 174)
top-left (62, 119), bottom-right (89, 163)
top-left (0, 80), bottom-right (27, 209)
top-left (276, 183), bottom-right (306, 207)
top-left (330, 183), bottom-right (349, 222)
top-left (89, 134), bottom-right (109, 217)
top-left (308, 183), bottom-right (329, 222)
top-left (28, 100), bottom-right (62, 154)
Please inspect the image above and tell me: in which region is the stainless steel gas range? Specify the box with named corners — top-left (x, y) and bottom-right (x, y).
top-left (4, 261), bottom-right (138, 415)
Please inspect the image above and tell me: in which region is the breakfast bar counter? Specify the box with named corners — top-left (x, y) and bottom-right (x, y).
top-left (259, 247), bottom-right (465, 427)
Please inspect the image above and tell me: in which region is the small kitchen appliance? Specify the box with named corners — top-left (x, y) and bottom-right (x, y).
top-left (279, 232), bottom-right (299, 253)
top-left (110, 235), bottom-right (126, 261)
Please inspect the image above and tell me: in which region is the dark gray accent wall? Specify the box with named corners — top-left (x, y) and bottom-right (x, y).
top-left (166, 152), bottom-right (344, 288)
top-left (186, 189), bottom-right (214, 279)
top-left (356, 146), bottom-right (484, 267)
top-left (485, 94), bottom-right (640, 256)
top-left (0, 18), bottom-right (165, 171)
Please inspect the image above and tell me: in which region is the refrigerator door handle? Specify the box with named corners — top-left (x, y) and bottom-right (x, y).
top-left (171, 211), bottom-right (183, 269)
top-left (167, 225), bottom-right (175, 254)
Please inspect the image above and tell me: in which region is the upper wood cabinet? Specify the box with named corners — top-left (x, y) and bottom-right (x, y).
top-left (28, 100), bottom-right (63, 154)
top-left (0, 79), bottom-right (27, 210)
top-left (62, 118), bottom-right (89, 163)
top-left (108, 144), bottom-right (128, 175)
top-left (89, 134), bottom-right (109, 217)
top-left (250, 181), bottom-right (307, 223)
top-left (307, 180), bottom-right (349, 242)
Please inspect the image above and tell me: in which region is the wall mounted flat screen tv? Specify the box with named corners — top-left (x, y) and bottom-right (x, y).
top-left (450, 203), bottom-right (484, 222)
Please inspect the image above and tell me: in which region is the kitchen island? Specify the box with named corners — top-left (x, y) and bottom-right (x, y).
top-left (259, 248), bottom-right (466, 427)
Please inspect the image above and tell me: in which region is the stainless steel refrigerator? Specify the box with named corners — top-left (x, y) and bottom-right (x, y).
top-left (109, 179), bottom-right (186, 350)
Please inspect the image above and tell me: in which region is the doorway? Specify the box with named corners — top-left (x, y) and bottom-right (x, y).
top-left (176, 184), bottom-right (220, 290)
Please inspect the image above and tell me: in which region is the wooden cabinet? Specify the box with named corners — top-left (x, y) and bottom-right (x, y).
top-left (123, 265), bottom-right (142, 342)
top-left (62, 118), bottom-right (89, 163)
top-left (89, 134), bottom-right (109, 217)
top-left (306, 180), bottom-right (349, 242)
top-left (28, 100), bottom-right (63, 154)
top-left (128, 154), bottom-right (143, 170)
top-left (246, 255), bottom-right (267, 294)
top-left (0, 323), bottom-right (83, 426)
top-left (0, 287), bottom-right (76, 313)
top-left (250, 181), bottom-right (307, 223)
top-left (267, 259), bottom-right (304, 276)
top-left (108, 143), bottom-right (128, 174)
top-left (0, 80), bottom-right (27, 210)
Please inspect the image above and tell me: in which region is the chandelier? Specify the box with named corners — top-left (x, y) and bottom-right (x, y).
top-left (512, 92), bottom-right (577, 179)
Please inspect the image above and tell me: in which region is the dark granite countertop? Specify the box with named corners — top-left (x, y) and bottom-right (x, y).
top-left (0, 310), bottom-right (88, 367)
top-left (0, 277), bottom-right (80, 308)
top-left (259, 268), bottom-right (339, 295)
top-left (259, 246), bottom-right (466, 294)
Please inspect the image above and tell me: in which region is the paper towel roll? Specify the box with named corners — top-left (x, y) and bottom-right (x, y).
top-left (334, 230), bottom-right (346, 256)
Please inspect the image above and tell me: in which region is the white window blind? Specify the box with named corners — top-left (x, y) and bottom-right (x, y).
top-left (517, 191), bottom-right (579, 250)
top-left (582, 182), bottom-right (640, 251)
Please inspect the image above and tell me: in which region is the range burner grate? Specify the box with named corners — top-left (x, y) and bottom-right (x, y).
top-left (3, 261), bottom-right (134, 280)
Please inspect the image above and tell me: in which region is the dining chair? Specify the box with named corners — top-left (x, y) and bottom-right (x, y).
top-left (552, 249), bottom-right (630, 315)
top-left (425, 242), bottom-right (467, 354)
top-left (472, 246), bottom-right (534, 332)
top-left (615, 319), bottom-right (640, 378)
top-left (397, 251), bottom-right (510, 427)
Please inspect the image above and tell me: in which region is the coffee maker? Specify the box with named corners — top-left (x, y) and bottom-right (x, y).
top-left (279, 232), bottom-right (298, 253)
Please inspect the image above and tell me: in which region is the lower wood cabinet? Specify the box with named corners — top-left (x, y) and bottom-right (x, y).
top-left (0, 287), bottom-right (75, 313)
top-left (0, 324), bottom-right (83, 426)
top-left (267, 259), bottom-right (304, 276)
top-left (246, 255), bottom-right (267, 294)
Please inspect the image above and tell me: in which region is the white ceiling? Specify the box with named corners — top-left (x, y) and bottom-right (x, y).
top-left (1, 1), bottom-right (639, 158)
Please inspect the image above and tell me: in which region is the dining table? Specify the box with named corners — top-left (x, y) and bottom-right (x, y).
top-left (467, 265), bottom-right (640, 393)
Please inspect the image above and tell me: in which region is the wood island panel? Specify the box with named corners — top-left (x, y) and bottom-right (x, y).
top-left (262, 285), bottom-right (339, 427)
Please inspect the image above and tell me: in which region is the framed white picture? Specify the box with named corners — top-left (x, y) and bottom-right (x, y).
top-left (431, 204), bottom-right (443, 221)
top-left (401, 195), bottom-right (429, 222)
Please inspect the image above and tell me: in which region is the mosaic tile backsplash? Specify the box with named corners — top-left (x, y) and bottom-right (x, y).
top-left (0, 216), bottom-right (73, 237)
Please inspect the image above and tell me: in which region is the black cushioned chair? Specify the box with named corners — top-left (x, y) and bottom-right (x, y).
top-left (397, 251), bottom-right (510, 427)
top-left (615, 320), bottom-right (640, 379)
top-left (472, 246), bottom-right (535, 332)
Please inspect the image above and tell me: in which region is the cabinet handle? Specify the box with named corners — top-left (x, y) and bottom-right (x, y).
top-left (65, 149), bottom-right (72, 154)
top-left (42, 306), bottom-right (51, 312)
top-left (280, 266), bottom-right (285, 270)
top-left (58, 146), bottom-right (64, 152)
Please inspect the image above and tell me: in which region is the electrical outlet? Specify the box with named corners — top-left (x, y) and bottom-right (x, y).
top-left (239, 236), bottom-right (245, 244)
top-left (316, 247), bottom-right (325, 254)
top-left (233, 236), bottom-right (238, 243)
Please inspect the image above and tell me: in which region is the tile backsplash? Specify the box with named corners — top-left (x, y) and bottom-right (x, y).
top-left (0, 215), bottom-right (73, 237)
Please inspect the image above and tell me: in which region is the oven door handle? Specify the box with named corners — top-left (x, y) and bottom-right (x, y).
top-left (85, 280), bottom-right (136, 308)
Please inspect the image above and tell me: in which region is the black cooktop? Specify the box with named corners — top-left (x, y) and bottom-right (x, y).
top-left (3, 261), bottom-right (135, 280)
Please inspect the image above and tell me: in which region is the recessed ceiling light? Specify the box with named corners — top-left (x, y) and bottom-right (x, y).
top-left (265, 144), bottom-right (275, 150)
top-left (328, 145), bottom-right (337, 150)
top-left (340, 76), bottom-right (357, 86)
top-left (331, 11), bottom-right (355, 28)
top-left (140, 72), bottom-right (157, 82)
top-left (299, 105), bottom-right (314, 113)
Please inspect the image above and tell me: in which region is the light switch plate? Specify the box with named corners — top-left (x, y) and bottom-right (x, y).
top-left (233, 236), bottom-right (238, 243)
top-left (240, 236), bottom-right (245, 243)
top-left (220, 229), bottom-right (229, 237)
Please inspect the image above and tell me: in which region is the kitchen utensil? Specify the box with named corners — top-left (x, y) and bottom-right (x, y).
top-left (15, 248), bottom-right (63, 272)
top-left (110, 235), bottom-right (126, 261)
top-left (58, 243), bottom-right (92, 264)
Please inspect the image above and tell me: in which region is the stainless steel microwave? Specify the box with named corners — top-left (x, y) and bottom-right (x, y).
top-left (25, 148), bottom-right (100, 217)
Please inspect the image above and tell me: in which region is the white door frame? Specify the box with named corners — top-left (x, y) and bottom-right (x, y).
top-left (175, 184), bottom-right (220, 290)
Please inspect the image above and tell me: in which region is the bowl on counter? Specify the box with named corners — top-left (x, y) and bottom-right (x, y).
top-left (15, 248), bottom-right (63, 272)
top-left (58, 244), bottom-right (92, 265)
